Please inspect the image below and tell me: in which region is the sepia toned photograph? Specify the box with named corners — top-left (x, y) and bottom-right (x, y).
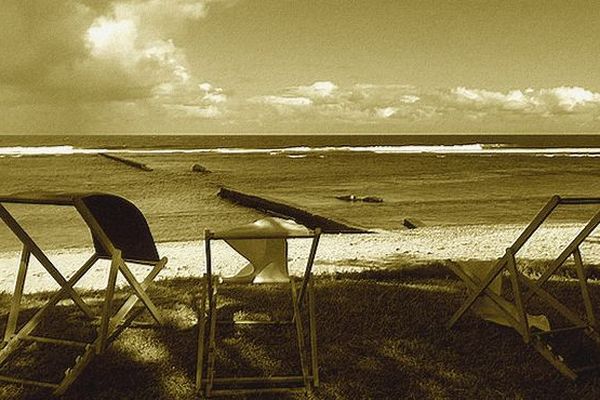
top-left (1, 1), bottom-right (600, 399)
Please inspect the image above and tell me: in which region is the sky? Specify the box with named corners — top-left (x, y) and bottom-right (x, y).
top-left (1, 0), bottom-right (600, 134)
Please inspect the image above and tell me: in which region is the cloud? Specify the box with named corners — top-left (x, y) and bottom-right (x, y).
top-left (400, 95), bottom-right (420, 104)
top-left (446, 86), bottom-right (600, 115)
top-left (253, 96), bottom-right (312, 107)
top-left (0, 0), bottom-right (228, 119)
top-left (199, 82), bottom-right (227, 104)
top-left (250, 81), bottom-right (423, 122)
top-left (375, 107), bottom-right (398, 119)
top-left (86, 17), bottom-right (138, 62)
top-left (80, 1), bottom-right (198, 103)
top-left (246, 81), bottom-right (600, 131)
top-left (3, 2), bottom-right (600, 135)
top-left (293, 81), bottom-right (338, 99)
top-left (165, 104), bottom-right (222, 118)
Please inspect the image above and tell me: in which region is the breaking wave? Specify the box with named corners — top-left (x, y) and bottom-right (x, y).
top-left (1, 143), bottom-right (600, 157)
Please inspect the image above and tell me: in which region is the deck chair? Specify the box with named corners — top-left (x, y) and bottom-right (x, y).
top-left (448, 195), bottom-right (600, 379)
top-left (197, 217), bottom-right (321, 397)
top-left (0, 192), bottom-right (167, 395)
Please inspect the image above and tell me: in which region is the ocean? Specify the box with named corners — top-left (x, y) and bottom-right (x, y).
top-left (0, 134), bottom-right (599, 251)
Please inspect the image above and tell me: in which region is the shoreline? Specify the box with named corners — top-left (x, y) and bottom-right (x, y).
top-left (1, 222), bottom-right (598, 294)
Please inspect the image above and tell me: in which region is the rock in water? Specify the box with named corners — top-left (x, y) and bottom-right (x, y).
top-left (336, 194), bottom-right (359, 202)
top-left (403, 218), bottom-right (425, 229)
top-left (362, 196), bottom-right (383, 203)
top-left (191, 163), bottom-right (210, 173)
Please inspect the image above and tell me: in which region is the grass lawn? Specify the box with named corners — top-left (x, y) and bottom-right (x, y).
top-left (1, 258), bottom-right (600, 399)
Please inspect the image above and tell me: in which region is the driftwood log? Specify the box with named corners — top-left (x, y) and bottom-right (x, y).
top-left (99, 153), bottom-right (153, 171)
top-left (219, 187), bottom-right (370, 233)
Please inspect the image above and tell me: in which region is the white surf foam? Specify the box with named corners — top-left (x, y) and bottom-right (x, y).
top-left (1, 143), bottom-right (600, 157)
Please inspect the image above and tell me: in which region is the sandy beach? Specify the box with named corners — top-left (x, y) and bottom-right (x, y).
top-left (2, 222), bottom-right (598, 294)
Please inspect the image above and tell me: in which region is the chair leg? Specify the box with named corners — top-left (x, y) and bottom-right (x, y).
top-left (97, 253), bottom-right (120, 353)
top-left (308, 278), bottom-right (319, 387)
top-left (206, 277), bottom-right (219, 397)
top-left (196, 277), bottom-right (208, 391)
top-left (573, 248), bottom-right (597, 328)
top-left (4, 246), bottom-right (30, 343)
top-left (290, 278), bottom-right (311, 393)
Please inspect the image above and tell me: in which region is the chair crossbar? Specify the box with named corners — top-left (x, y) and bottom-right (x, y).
top-left (20, 335), bottom-right (90, 348)
top-left (531, 325), bottom-right (588, 337)
top-left (207, 375), bottom-right (309, 384)
top-left (208, 387), bottom-right (306, 396)
top-left (0, 375), bottom-right (60, 390)
top-left (97, 255), bottom-right (161, 266)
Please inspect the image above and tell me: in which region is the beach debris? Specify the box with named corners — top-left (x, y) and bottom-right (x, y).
top-left (191, 163), bottom-right (211, 173)
top-left (99, 153), bottom-right (153, 171)
top-left (335, 194), bottom-right (384, 203)
top-left (403, 218), bottom-right (425, 229)
top-left (218, 187), bottom-right (370, 233)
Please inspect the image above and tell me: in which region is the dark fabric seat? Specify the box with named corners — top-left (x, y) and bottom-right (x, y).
top-left (81, 194), bottom-right (159, 262)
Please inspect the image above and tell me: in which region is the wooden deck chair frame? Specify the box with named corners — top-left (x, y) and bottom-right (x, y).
top-left (196, 226), bottom-right (321, 398)
top-left (0, 192), bottom-right (167, 395)
top-left (447, 195), bottom-right (600, 379)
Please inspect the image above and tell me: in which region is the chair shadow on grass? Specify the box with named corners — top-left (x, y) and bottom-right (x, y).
top-left (2, 256), bottom-right (600, 399)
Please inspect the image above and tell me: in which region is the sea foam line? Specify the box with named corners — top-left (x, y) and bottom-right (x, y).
top-left (1, 144), bottom-right (600, 157)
